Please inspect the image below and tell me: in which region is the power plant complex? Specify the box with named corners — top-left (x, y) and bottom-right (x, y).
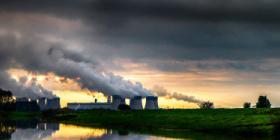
top-left (15, 95), bottom-right (159, 111)
top-left (67, 95), bottom-right (159, 110)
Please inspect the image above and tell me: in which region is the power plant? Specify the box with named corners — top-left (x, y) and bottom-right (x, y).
top-left (15, 95), bottom-right (159, 111)
top-left (67, 95), bottom-right (159, 110)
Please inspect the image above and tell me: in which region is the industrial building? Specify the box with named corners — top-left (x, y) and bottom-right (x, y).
top-left (67, 95), bottom-right (125, 110)
top-left (67, 95), bottom-right (159, 110)
top-left (67, 103), bottom-right (112, 110)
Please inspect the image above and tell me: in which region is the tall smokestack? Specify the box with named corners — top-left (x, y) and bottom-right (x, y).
top-left (145, 96), bottom-right (159, 110)
top-left (112, 95), bottom-right (125, 110)
top-left (130, 96), bottom-right (143, 110)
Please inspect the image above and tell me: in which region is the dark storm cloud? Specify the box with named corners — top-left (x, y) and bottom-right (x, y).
top-left (1, 0), bottom-right (280, 23)
top-left (1, 0), bottom-right (280, 74)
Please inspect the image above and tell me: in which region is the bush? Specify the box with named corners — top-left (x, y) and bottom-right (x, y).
top-left (118, 104), bottom-right (131, 111)
top-left (256, 96), bottom-right (271, 108)
top-left (243, 102), bottom-right (251, 108)
top-left (199, 101), bottom-right (214, 109)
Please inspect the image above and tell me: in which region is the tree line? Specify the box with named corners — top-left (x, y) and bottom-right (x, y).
top-left (243, 95), bottom-right (271, 108)
top-left (0, 88), bottom-right (39, 112)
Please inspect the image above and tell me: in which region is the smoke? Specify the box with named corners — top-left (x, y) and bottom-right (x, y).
top-left (0, 31), bottom-right (209, 102)
top-left (0, 32), bottom-right (152, 98)
top-left (152, 85), bottom-right (205, 104)
top-left (0, 72), bottom-right (56, 99)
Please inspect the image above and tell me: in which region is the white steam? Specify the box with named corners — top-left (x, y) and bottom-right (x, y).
top-left (152, 85), bottom-right (205, 104)
top-left (0, 33), bottom-right (153, 98)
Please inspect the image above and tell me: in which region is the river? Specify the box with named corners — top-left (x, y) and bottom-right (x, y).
top-left (0, 120), bottom-right (275, 140)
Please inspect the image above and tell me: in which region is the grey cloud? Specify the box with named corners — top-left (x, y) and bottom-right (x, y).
top-left (1, 0), bottom-right (280, 23)
top-left (143, 59), bottom-right (280, 73)
top-left (1, 1), bottom-right (280, 64)
top-left (1, 0), bottom-right (280, 89)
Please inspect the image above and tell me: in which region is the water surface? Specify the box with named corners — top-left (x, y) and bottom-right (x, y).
top-left (0, 121), bottom-right (179, 140)
top-left (0, 120), bottom-right (274, 140)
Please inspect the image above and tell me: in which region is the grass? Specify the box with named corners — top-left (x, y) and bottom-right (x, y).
top-left (54, 108), bottom-right (280, 137)
top-left (0, 111), bottom-right (40, 120)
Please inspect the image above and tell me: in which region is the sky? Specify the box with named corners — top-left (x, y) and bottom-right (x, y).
top-left (1, 0), bottom-right (280, 108)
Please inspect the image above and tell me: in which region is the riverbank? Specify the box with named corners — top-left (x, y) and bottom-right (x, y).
top-left (2, 108), bottom-right (280, 138)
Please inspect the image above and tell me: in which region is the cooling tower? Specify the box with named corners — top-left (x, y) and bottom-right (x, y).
top-left (145, 96), bottom-right (159, 110)
top-left (112, 95), bottom-right (125, 110)
top-left (46, 98), bottom-right (61, 110)
top-left (16, 97), bottom-right (29, 102)
top-left (38, 97), bottom-right (47, 110)
top-left (130, 96), bottom-right (143, 110)
top-left (107, 96), bottom-right (112, 103)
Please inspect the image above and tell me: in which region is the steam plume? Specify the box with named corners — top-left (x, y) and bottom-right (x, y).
top-left (152, 85), bottom-right (205, 104)
top-left (0, 72), bottom-right (56, 99)
top-left (0, 33), bottom-right (152, 98)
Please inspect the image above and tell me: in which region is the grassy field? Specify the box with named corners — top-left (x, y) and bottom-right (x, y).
top-left (2, 108), bottom-right (280, 138)
top-left (53, 108), bottom-right (280, 137)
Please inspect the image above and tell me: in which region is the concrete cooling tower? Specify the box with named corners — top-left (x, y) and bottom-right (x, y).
top-left (112, 95), bottom-right (125, 110)
top-left (38, 97), bottom-right (47, 110)
top-left (46, 98), bottom-right (61, 110)
top-left (145, 96), bottom-right (159, 110)
top-left (16, 97), bottom-right (29, 102)
top-left (130, 96), bottom-right (143, 110)
top-left (107, 96), bottom-right (112, 103)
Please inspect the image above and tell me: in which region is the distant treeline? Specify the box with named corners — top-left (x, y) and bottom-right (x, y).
top-left (0, 88), bottom-right (40, 112)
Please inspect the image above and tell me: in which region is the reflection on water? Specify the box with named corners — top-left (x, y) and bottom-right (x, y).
top-left (0, 121), bottom-right (178, 140)
top-left (0, 120), bottom-right (275, 140)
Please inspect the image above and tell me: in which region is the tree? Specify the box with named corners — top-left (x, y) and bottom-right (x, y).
top-left (256, 96), bottom-right (271, 108)
top-left (0, 89), bottom-right (14, 104)
top-left (199, 101), bottom-right (214, 109)
top-left (0, 88), bottom-right (16, 111)
top-left (243, 102), bottom-right (251, 108)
